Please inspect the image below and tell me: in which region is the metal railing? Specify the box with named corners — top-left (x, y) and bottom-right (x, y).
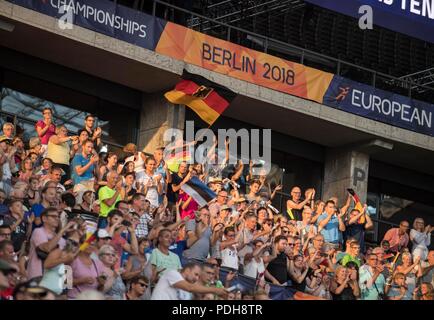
top-left (149, 0), bottom-right (434, 101)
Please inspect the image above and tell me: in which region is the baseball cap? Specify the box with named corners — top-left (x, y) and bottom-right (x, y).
top-left (0, 135), bottom-right (12, 144)
top-left (97, 229), bottom-right (111, 239)
top-left (220, 205), bottom-right (232, 211)
top-left (235, 197), bottom-right (248, 203)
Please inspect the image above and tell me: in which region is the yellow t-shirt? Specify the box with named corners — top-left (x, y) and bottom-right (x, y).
top-left (98, 186), bottom-right (121, 217)
top-left (47, 140), bottom-right (70, 165)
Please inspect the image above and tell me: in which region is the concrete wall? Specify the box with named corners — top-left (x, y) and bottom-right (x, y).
top-left (323, 149), bottom-right (369, 206)
top-left (139, 92), bottom-right (185, 154)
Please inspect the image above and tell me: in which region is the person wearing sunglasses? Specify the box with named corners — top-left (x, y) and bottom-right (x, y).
top-left (126, 275), bottom-right (149, 300)
top-left (359, 253), bottom-right (386, 300)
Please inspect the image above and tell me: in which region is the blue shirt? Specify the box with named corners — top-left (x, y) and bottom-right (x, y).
top-left (30, 203), bottom-right (46, 228)
top-left (317, 213), bottom-right (341, 244)
top-left (71, 153), bottom-right (95, 184)
top-left (169, 240), bottom-right (188, 261)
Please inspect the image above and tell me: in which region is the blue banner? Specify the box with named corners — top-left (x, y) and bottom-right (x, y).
top-left (8, 0), bottom-right (167, 50)
top-left (305, 0), bottom-right (434, 43)
top-left (323, 75), bottom-right (434, 136)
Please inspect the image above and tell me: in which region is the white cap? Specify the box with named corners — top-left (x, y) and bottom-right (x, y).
top-left (97, 229), bottom-right (111, 239)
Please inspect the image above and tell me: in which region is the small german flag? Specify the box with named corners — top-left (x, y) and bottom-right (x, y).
top-left (347, 188), bottom-right (365, 223)
top-left (165, 70), bottom-right (237, 125)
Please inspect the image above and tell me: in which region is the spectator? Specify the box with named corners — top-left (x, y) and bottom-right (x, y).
top-left (131, 193), bottom-right (152, 239)
top-left (394, 252), bottom-right (422, 298)
top-left (265, 235), bottom-right (292, 286)
top-left (150, 229), bottom-right (182, 283)
top-left (287, 187), bottom-right (314, 221)
top-left (209, 190), bottom-right (228, 218)
top-left (359, 253), bottom-right (386, 300)
top-left (125, 275), bottom-right (149, 300)
top-left (344, 206), bottom-right (373, 252)
top-left (330, 265), bottom-right (359, 300)
top-left (150, 262), bottom-right (226, 300)
top-left (17, 157), bottom-right (34, 183)
top-left (123, 143), bottom-right (146, 182)
top-left (0, 135), bottom-right (16, 195)
top-left (413, 282), bottom-right (434, 300)
top-left (67, 241), bottom-right (106, 299)
top-left (382, 220), bottom-right (410, 254)
top-left (178, 189), bottom-right (198, 220)
top-left (341, 241), bottom-right (362, 268)
top-left (39, 230), bottom-right (80, 295)
top-left (317, 200), bottom-right (346, 249)
top-left (35, 108), bottom-right (56, 154)
top-left (183, 207), bottom-right (212, 263)
top-left (410, 217), bottom-right (432, 261)
top-left (26, 208), bottom-right (74, 280)
top-left (99, 244), bottom-right (126, 300)
top-left (29, 186), bottom-right (56, 227)
top-left (46, 125), bottom-right (77, 183)
top-left (385, 272), bottom-right (410, 300)
top-left (2, 123), bottom-right (15, 140)
top-left (83, 115), bottom-right (102, 150)
top-left (99, 153), bottom-right (120, 186)
top-left (4, 200), bottom-right (32, 252)
top-left (27, 137), bottom-right (43, 169)
top-left (98, 172), bottom-right (123, 220)
top-left (71, 140), bottom-right (99, 190)
top-left (141, 156), bottom-right (163, 209)
top-left (420, 250), bottom-right (434, 287)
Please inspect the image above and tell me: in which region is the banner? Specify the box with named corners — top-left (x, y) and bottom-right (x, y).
top-left (323, 75), bottom-right (434, 136)
top-left (7, 0), bottom-right (167, 50)
top-left (155, 22), bottom-right (334, 104)
top-left (8, 0), bottom-right (434, 137)
top-left (305, 0), bottom-right (434, 43)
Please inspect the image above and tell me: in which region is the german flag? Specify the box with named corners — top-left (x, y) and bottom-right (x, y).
top-left (165, 70), bottom-right (237, 125)
top-left (347, 188), bottom-right (365, 224)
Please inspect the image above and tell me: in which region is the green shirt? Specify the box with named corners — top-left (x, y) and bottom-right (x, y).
top-left (341, 254), bottom-right (361, 267)
top-left (98, 186), bottom-right (121, 217)
top-left (150, 248), bottom-right (182, 274)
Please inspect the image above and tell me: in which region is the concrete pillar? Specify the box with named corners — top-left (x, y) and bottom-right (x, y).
top-left (322, 148), bottom-right (369, 207)
top-left (138, 91), bottom-right (185, 154)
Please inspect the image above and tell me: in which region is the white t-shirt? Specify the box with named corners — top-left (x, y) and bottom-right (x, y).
top-left (125, 152), bottom-right (145, 179)
top-left (140, 172), bottom-right (161, 208)
top-left (221, 246), bottom-right (239, 270)
top-left (244, 257), bottom-right (265, 281)
top-left (151, 270), bottom-right (192, 300)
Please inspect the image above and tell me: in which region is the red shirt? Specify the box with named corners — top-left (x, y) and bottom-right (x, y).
top-left (36, 120), bottom-right (56, 145)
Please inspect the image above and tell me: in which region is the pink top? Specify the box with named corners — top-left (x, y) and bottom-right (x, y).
top-left (67, 256), bottom-right (106, 299)
top-left (179, 192), bottom-right (198, 220)
top-left (111, 234), bottom-right (127, 271)
top-left (27, 227), bottom-right (65, 280)
top-left (36, 120), bottom-right (56, 145)
top-left (383, 228), bottom-right (409, 253)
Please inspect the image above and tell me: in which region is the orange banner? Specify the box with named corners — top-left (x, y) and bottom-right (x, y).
top-left (155, 22), bottom-right (334, 103)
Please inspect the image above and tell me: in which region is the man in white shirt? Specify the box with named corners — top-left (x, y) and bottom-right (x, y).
top-left (151, 262), bottom-right (227, 300)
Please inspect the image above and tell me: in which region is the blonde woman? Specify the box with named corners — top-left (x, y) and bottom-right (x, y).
top-left (47, 125), bottom-right (78, 183)
top-left (330, 265), bottom-right (359, 300)
top-left (394, 252), bottom-right (422, 298)
top-left (410, 218), bottom-right (432, 261)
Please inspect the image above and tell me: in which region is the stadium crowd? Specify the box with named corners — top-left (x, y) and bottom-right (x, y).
top-left (0, 107), bottom-right (433, 301)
